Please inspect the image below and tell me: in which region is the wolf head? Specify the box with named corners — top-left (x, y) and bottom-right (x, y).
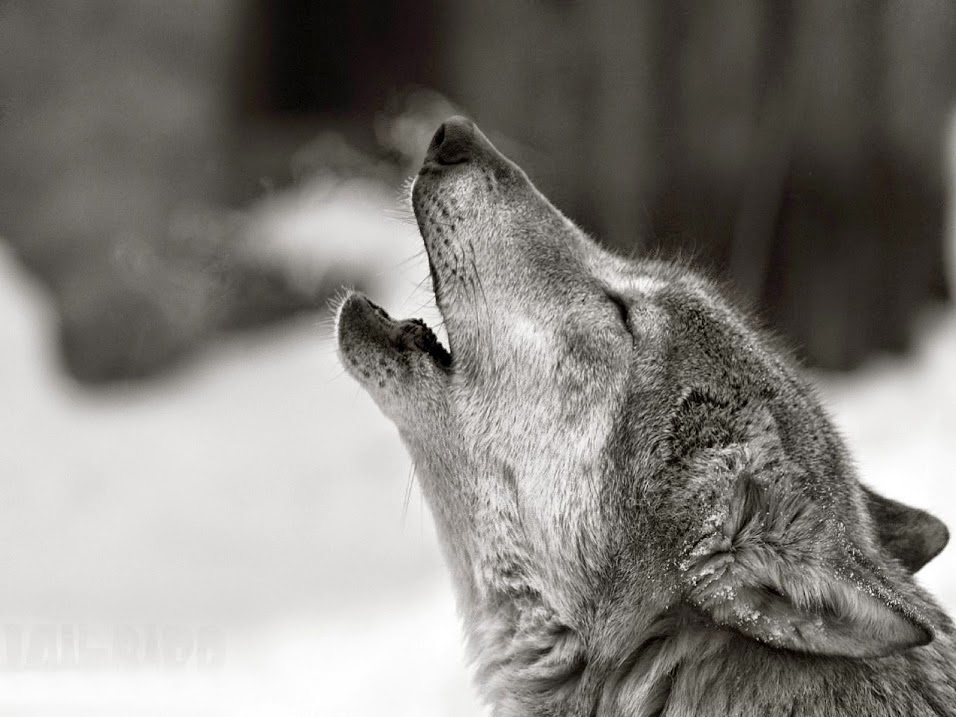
top-left (336, 118), bottom-right (949, 707)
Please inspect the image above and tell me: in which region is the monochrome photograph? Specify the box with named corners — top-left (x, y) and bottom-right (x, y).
top-left (0, 2), bottom-right (954, 715)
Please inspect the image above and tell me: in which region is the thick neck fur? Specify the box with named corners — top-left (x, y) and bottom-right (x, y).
top-left (464, 597), bottom-right (956, 716)
top-left (605, 617), bottom-right (956, 716)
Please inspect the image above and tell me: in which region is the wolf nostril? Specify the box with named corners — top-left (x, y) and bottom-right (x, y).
top-left (424, 116), bottom-right (475, 166)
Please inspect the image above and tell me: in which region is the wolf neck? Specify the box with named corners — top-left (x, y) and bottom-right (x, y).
top-left (596, 620), bottom-right (733, 717)
top-left (462, 596), bottom-right (692, 717)
top-left (462, 584), bottom-right (593, 717)
top-left (469, 607), bottom-right (956, 717)
top-left (600, 626), bottom-right (956, 717)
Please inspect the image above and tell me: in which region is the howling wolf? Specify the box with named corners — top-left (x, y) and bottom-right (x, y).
top-left (336, 117), bottom-right (954, 716)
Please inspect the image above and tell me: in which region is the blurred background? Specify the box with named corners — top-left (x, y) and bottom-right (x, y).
top-left (0, 1), bottom-right (954, 714)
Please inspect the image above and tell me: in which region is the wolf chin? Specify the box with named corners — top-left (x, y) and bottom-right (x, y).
top-left (336, 117), bottom-right (955, 716)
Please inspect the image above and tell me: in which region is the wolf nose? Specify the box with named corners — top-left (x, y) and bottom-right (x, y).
top-left (424, 116), bottom-right (476, 165)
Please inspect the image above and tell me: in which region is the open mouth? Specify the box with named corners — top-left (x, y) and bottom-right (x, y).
top-left (337, 292), bottom-right (452, 370)
top-left (335, 176), bottom-right (456, 379)
top-left (338, 117), bottom-right (488, 379)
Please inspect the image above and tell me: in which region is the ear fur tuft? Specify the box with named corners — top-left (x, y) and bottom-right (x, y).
top-left (684, 471), bottom-right (933, 659)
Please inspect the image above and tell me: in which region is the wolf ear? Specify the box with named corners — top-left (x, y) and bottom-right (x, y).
top-left (685, 474), bottom-right (933, 659)
top-left (862, 486), bottom-right (949, 573)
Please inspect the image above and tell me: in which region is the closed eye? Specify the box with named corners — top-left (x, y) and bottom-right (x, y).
top-left (606, 292), bottom-right (630, 331)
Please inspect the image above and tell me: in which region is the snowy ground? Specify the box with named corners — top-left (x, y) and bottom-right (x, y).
top-left (0, 174), bottom-right (953, 715)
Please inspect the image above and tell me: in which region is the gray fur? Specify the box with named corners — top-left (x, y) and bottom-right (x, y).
top-left (336, 117), bottom-right (956, 716)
